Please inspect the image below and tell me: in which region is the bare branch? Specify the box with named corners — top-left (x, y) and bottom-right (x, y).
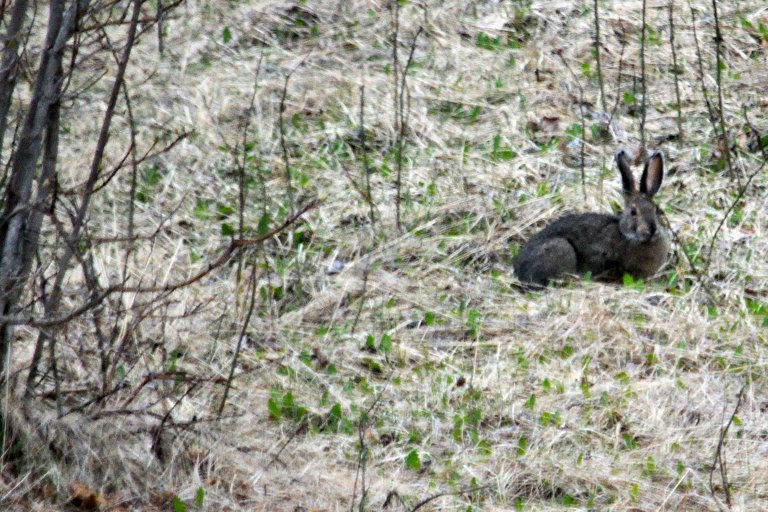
top-left (1, 199), bottom-right (319, 328)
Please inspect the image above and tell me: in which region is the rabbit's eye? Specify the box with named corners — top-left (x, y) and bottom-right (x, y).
top-left (630, 207), bottom-right (637, 216)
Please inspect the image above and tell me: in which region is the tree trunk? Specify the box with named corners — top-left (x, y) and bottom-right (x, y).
top-left (0, 0), bottom-right (88, 383)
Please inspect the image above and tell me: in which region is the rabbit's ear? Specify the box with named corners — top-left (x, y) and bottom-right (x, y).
top-left (640, 151), bottom-right (664, 197)
top-left (615, 149), bottom-right (636, 194)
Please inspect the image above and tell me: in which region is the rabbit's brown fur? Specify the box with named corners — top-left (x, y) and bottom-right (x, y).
top-left (514, 150), bottom-right (670, 286)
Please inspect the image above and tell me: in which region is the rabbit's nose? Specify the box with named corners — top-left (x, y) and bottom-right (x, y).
top-left (638, 223), bottom-right (654, 240)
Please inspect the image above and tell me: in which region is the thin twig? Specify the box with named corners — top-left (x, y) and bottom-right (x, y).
top-left (410, 485), bottom-right (493, 512)
top-left (607, 41), bottom-right (626, 126)
top-left (640, 0), bottom-right (648, 148)
top-left (593, 0), bottom-right (606, 112)
top-left (743, 108), bottom-right (768, 161)
top-left (359, 85), bottom-right (377, 232)
top-left (279, 54), bottom-right (311, 214)
top-left (704, 155), bottom-right (767, 275)
top-left (156, 0), bottom-right (164, 56)
top-left (391, 0), bottom-right (400, 136)
top-left (217, 261), bottom-right (259, 417)
top-left (278, 54), bottom-right (311, 306)
top-left (556, 50), bottom-right (586, 199)
top-left (710, 0), bottom-right (736, 183)
top-left (656, 202), bottom-right (718, 306)
top-left (236, 51), bottom-right (264, 285)
top-left (709, 385), bottom-right (746, 509)
top-left (688, 1), bottom-right (716, 124)
top-left (266, 420), bottom-right (308, 469)
top-left (351, 375), bottom-right (393, 512)
top-left (350, 268), bottom-right (369, 335)
top-left (394, 26), bottom-right (423, 231)
top-left (668, 0), bottom-right (683, 144)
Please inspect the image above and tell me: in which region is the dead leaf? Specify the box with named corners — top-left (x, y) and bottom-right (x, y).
top-left (540, 115), bottom-right (560, 133)
top-left (69, 481), bottom-right (103, 510)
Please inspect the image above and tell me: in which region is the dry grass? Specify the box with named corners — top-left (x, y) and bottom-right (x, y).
top-left (3, 0), bottom-right (768, 510)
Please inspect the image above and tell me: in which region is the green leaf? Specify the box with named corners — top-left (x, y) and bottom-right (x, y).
top-left (172, 496), bottom-right (186, 512)
top-left (222, 27), bottom-right (232, 44)
top-left (327, 403), bottom-right (342, 431)
top-left (267, 397), bottom-right (281, 421)
top-left (759, 22), bottom-right (768, 42)
top-left (424, 311), bottom-right (435, 326)
top-left (282, 391), bottom-right (294, 409)
top-left (524, 394), bottom-right (536, 410)
top-left (194, 487), bottom-right (205, 507)
top-left (647, 26), bottom-right (661, 46)
top-left (475, 32), bottom-right (505, 51)
top-left (746, 298), bottom-right (768, 316)
top-left (467, 408), bottom-right (482, 427)
top-left (217, 203), bottom-right (235, 216)
top-left (623, 433), bottom-right (638, 450)
top-left (193, 199), bottom-right (212, 220)
top-left (645, 456), bottom-right (656, 476)
top-left (379, 334), bottom-right (392, 353)
top-left (221, 222), bottom-right (235, 236)
top-left (365, 358), bottom-right (383, 373)
top-left (142, 166), bottom-right (162, 186)
top-left (452, 414), bottom-right (464, 441)
top-left (516, 436), bottom-right (527, 457)
top-left (340, 418), bottom-right (354, 435)
top-left (565, 122), bottom-right (582, 138)
top-left (405, 449), bottom-right (421, 471)
top-left (257, 213), bottom-right (271, 235)
top-left (489, 133), bottom-right (517, 162)
top-left (165, 350), bottom-right (179, 372)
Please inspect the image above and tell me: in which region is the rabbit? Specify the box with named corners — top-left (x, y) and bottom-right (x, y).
top-left (514, 149), bottom-right (670, 286)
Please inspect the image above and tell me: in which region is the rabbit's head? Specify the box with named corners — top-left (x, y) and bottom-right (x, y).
top-left (616, 150), bottom-right (665, 244)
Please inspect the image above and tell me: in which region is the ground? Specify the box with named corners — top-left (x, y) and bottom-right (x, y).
top-left (2, 0), bottom-right (768, 511)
